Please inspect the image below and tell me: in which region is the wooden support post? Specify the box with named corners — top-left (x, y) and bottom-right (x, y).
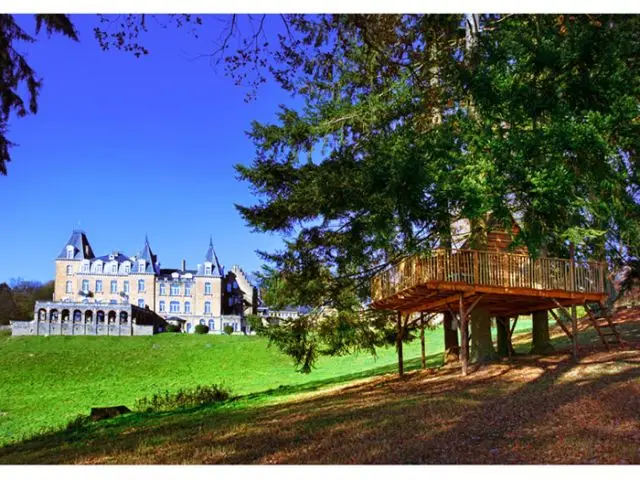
top-left (397, 311), bottom-right (404, 376)
top-left (420, 312), bottom-right (426, 370)
top-left (459, 294), bottom-right (469, 376)
top-left (569, 244), bottom-right (578, 360)
top-left (466, 294), bottom-right (485, 316)
top-left (509, 315), bottom-right (519, 338)
top-left (549, 306), bottom-right (573, 340)
top-left (571, 305), bottom-right (578, 360)
top-left (506, 317), bottom-right (512, 360)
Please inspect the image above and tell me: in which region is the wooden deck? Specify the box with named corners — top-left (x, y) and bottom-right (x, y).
top-left (371, 249), bottom-right (607, 315)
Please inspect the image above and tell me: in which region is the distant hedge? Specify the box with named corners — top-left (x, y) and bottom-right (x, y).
top-left (194, 324), bottom-right (209, 335)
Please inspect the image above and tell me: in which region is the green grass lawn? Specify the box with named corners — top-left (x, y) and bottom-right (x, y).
top-left (0, 320), bottom-right (538, 446)
top-left (0, 327), bottom-right (433, 446)
top-left (2, 315), bottom-right (639, 464)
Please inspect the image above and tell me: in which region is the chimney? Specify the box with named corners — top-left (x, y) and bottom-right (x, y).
top-left (181, 259), bottom-right (186, 271)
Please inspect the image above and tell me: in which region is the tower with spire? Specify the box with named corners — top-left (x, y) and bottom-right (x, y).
top-left (194, 236), bottom-right (224, 319)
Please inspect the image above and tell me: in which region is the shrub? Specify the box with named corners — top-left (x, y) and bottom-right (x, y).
top-left (246, 314), bottom-right (265, 333)
top-left (223, 324), bottom-right (234, 335)
top-left (194, 324), bottom-right (209, 334)
top-left (165, 324), bottom-right (181, 333)
top-left (134, 384), bottom-right (231, 413)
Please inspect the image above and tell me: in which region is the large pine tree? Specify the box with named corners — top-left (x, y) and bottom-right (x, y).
top-left (235, 15), bottom-right (640, 371)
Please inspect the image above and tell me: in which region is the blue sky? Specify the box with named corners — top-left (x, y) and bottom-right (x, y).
top-left (0, 14), bottom-right (297, 284)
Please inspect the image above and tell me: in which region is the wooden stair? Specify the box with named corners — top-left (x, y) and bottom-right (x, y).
top-left (583, 301), bottom-right (624, 349)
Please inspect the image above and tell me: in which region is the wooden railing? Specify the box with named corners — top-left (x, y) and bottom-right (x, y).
top-left (371, 249), bottom-right (607, 303)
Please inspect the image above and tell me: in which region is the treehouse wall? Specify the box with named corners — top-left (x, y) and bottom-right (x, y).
top-left (452, 214), bottom-right (528, 255)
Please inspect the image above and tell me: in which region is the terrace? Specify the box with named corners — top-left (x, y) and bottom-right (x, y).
top-left (371, 248), bottom-right (607, 316)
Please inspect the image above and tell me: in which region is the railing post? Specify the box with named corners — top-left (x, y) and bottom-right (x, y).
top-left (473, 251), bottom-right (479, 285)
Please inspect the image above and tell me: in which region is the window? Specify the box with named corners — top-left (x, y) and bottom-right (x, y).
top-left (227, 283), bottom-right (232, 293)
top-left (170, 301), bottom-right (179, 313)
top-left (123, 281), bottom-right (129, 294)
top-left (66, 281), bottom-right (72, 293)
top-left (66, 246), bottom-right (73, 259)
top-left (123, 264), bottom-right (130, 273)
top-left (208, 319), bottom-right (215, 331)
top-left (170, 284), bottom-right (180, 296)
top-left (93, 262), bottom-right (102, 274)
top-left (82, 279), bottom-right (89, 292)
top-left (204, 282), bottom-right (211, 295)
top-left (66, 265), bottom-right (72, 275)
top-left (185, 284), bottom-right (191, 296)
top-left (204, 301), bottom-right (211, 314)
top-left (111, 264), bottom-right (117, 274)
top-left (228, 297), bottom-right (233, 306)
top-left (96, 280), bottom-right (103, 293)
top-left (138, 279), bottom-right (145, 292)
top-left (233, 281), bottom-right (238, 289)
top-left (159, 300), bottom-right (165, 312)
top-left (82, 263), bottom-right (90, 273)
top-left (184, 301), bottom-right (191, 313)
top-left (138, 299), bottom-right (145, 308)
top-left (110, 280), bottom-right (117, 294)
top-left (138, 260), bottom-right (145, 272)
top-left (205, 264), bottom-right (211, 275)
top-left (159, 284), bottom-right (166, 296)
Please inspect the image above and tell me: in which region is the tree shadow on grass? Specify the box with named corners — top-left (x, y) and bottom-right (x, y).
top-left (3, 318), bottom-right (639, 465)
top-left (1, 347), bottom-right (638, 464)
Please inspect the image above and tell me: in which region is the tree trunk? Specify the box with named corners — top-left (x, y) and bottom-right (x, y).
top-left (396, 312), bottom-right (404, 376)
top-left (530, 310), bottom-right (554, 354)
top-left (496, 316), bottom-right (515, 357)
top-left (443, 311), bottom-right (460, 363)
top-left (470, 306), bottom-right (499, 363)
top-left (420, 316), bottom-right (427, 369)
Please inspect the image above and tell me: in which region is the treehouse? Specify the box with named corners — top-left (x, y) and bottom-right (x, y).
top-left (370, 214), bottom-right (614, 375)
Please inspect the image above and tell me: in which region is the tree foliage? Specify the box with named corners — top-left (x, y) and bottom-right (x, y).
top-left (232, 15), bottom-right (640, 370)
top-left (0, 283), bottom-right (17, 325)
top-left (0, 14), bottom-right (78, 175)
top-left (7, 279), bottom-right (54, 320)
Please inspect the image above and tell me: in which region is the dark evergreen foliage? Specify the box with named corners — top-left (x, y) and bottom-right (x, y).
top-left (0, 14), bottom-right (78, 174)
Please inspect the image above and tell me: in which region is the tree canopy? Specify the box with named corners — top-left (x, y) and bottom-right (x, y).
top-left (234, 15), bottom-right (640, 369)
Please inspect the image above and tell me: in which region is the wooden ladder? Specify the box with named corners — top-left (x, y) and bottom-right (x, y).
top-left (583, 301), bottom-right (623, 349)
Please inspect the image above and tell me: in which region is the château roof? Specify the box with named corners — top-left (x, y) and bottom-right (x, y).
top-left (57, 229), bottom-right (95, 260)
top-left (132, 236), bottom-right (160, 274)
top-left (95, 253), bottom-right (131, 264)
top-left (199, 236), bottom-right (223, 276)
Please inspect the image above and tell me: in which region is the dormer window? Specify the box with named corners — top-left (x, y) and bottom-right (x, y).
top-left (93, 262), bottom-right (102, 274)
top-left (138, 260), bottom-right (145, 272)
top-left (82, 262), bottom-right (90, 273)
top-left (111, 264), bottom-right (117, 274)
top-left (123, 263), bottom-right (130, 274)
top-left (66, 245), bottom-right (74, 259)
top-left (205, 264), bottom-right (211, 275)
